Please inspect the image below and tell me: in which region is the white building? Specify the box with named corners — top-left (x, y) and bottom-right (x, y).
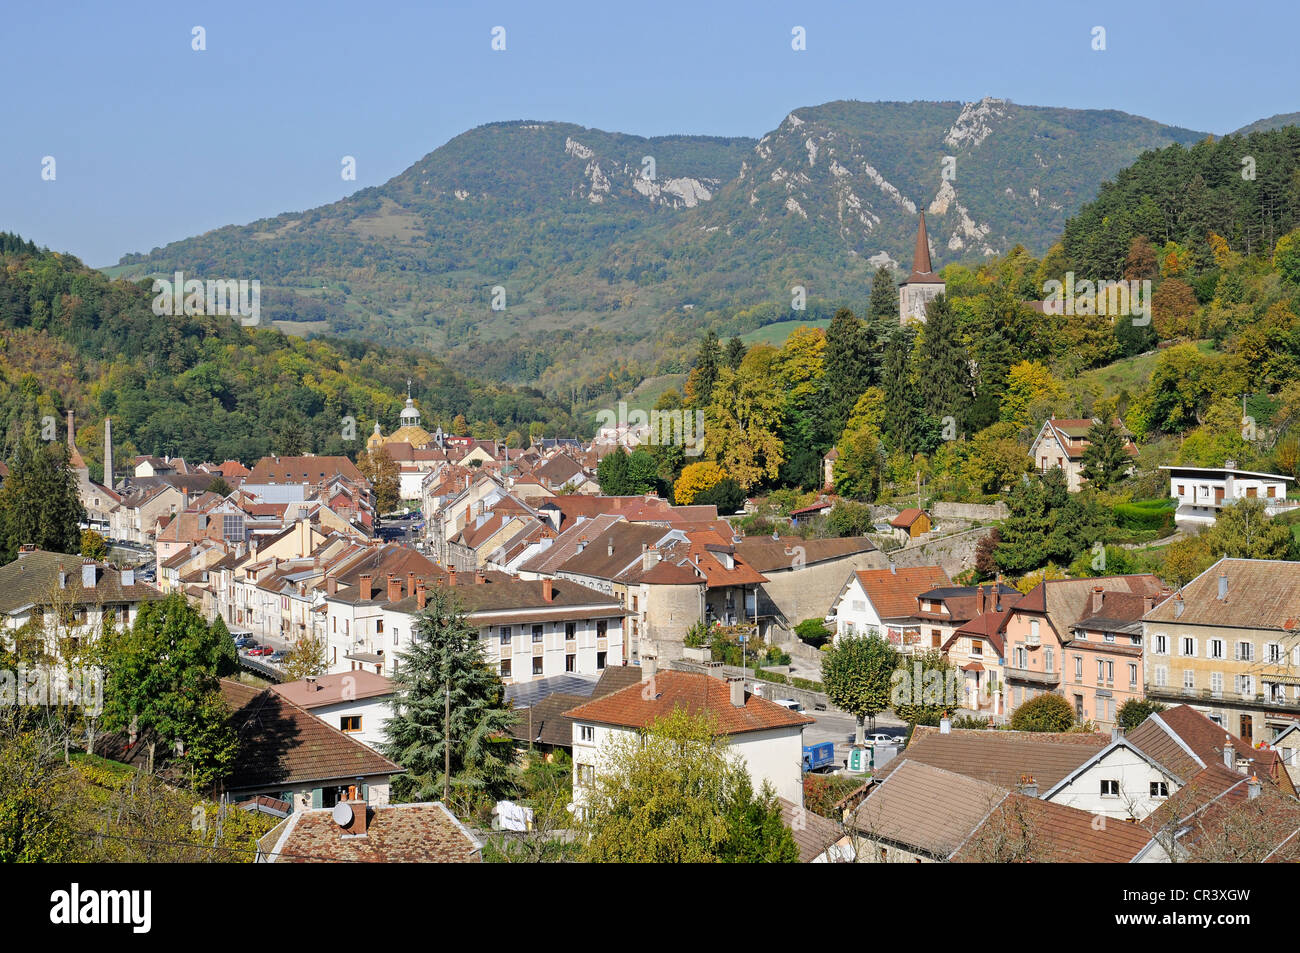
top-left (565, 665), bottom-right (813, 813)
top-left (829, 565), bottom-right (952, 650)
top-left (271, 671), bottom-right (397, 750)
top-left (1160, 464), bottom-right (1295, 526)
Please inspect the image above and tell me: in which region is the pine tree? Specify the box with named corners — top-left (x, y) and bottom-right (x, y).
top-left (916, 293), bottom-right (971, 428)
top-left (596, 447), bottom-right (631, 495)
top-left (867, 264), bottom-right (898, 334)
top-left (724, 337), bottom-right (747, 369)
top-left (0, 435), bottom-right (85, 563)
top-left (382, 588), bottom-right (517, 810)
top-left (881, 326), bottom-right (931, 456)
top-left (820, 308), bottom-right (879, 441)
top-left (686, 331), bottom-right (722, 410)
top-left (1080, 418), bottom-right (1130, 488)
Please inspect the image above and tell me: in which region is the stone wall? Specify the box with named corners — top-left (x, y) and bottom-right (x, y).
top-left (757, 549), bottom-right (887, 638)
top-left (932, 500), bottom-right (1008, 521)
top-left (889, 526), bottom-right (992, 578)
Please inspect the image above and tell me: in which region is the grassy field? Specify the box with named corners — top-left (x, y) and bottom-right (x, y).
top-left (740, 318), bottom-right (831, 347)
top-left (618, 373), bottom-right (688, 414)
top-left (1076, 339), bottom-right (1218, 399)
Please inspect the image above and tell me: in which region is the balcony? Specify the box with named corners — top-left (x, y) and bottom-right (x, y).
top-left (1003, 666), bottom-right (1060, 688)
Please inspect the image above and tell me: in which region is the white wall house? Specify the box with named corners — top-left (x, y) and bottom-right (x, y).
top-left (1041, 739), bottom-right (1181, 820)
top-left (1161, 464), bottom-right (1295, 526)
top-left (272, 672), bottom-right (397, 750)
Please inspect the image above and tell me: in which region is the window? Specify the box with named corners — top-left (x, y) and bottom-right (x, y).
top-left (565, 653), bottom-right (576, 672)
top-left (1235, 674), bottom-right (1255, 696)
top-left (1183, 669), bottom-right (1195, 690)
top-left (1074, 656), bottom-right (1082, 680)
top-left (1154, 634), bottom-right (1168, 655)
top-left (532, 657), bottom-right (543, 676)
top-left (1015, 646), bottom-right (1027, 668)
top-left (579, 725), bottom-right (595, 743)
top-left (1154, 665), bottom-right (1168, 687)
top-left (339, 715), bottom-right (362, 733)
top-left (1150, 781), bottom-right (1169, 798)
top-left (1236, 641), bottom-right (1255, 662)
top-left (1266, 642), bottom-right (1284, 663)
top-left (376, 619), bottom-right (383, 634)
top-left (596, 651), bottom-right (607, 670)
top-left (970, 641), bottom-right (983, 656)
top-left (576, 763), bottom-right (594, 786)
top-left (1180, 637), bottom-right (1196, 657)
top-left (597, 620), bottom-right (608, 639)
top-left (1211, 672), bottom-right (1223, 695)
top-left (532, 624), bottom-right (544, 643)
top-left (393, 628), bottom-right (399, 647)
top-left (931, 630), bottom-right (941, 648)
top-left (1209, 638), bottom-right (1224, 660)
top-left (500, 659), bottom-right (512, 677)
top-left (1100, 780), bottom-right (1119, 797)
top-left (1097, 659), bottom-right (1105, 682)
top-left (1044, 648), bottom-right (1054, 672)
top-left (565, 622), bottom-right (577, 640)
top-left (1030, 619), bottom-right (1039, 640)
top-left (1103, 633), bottom-right (1115, 643)
top-left (1129, 663), bottom-right (1138, 688)
top-left (500, 627), bottom-right (512, 645)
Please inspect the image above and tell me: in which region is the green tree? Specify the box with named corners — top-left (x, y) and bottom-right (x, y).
top-left (1202, 498), bottom-right (1293, 560)
top-left (916, 293), bottom-right (970, 427)
top-left (382, 588), bottom-right (517, 812)
top-left (358, 447), bottom-right (401, 515)
top-left (99, 593), bottom-right (238, 789)
top-left (867, 264), bottom-right (898, 333)
top-left (0, 436), bottom-right (85, 564)
top-left (283, 632), bottom-right (328, 681)
top-left (0, 727), bottom-right (77, 862)
top-left (1009, 692), bottom-right (1076, 732)
top-left (1079, 418), bottom-right (1131, 489)
top-left (724, 337), bottom-right (747, 369)
top-left (882, 325), bottom-right (933, 456)
top-left (685, 330), bottom-right (722, 410)
top-left (820, 308), bottom-right (879, 440)
top-left (596, 447), bottom-right (632, 495)
top-left (79, 529), bottom-right (108, 561)
top-left (892, 650), bottom-right (961, 727)
top-left (821, 632), bottom-right (900, 744)
top-left (1276, 227), bottom-right (1300, 286)
top-left (578, 709), bottom-right (797, 863)
top-left (1116, 699), bottom-right (1166, 731)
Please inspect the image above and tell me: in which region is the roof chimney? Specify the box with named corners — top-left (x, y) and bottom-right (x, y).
top-left (387, 572), bottom-right (401, 602)
top-left (407, 571), bottom-right (416, 597)
top-left (446, 567), bottom-right (456, 587)
top-left (889, 560), bottom-right (896, 575)
top-left (1174, 592), bottom-right (1185, 618)
top-left (1091, 586), bottom-right (1105, 615)
top-left (306, 675), bottom-right (318, 692)
top-left (81, 559), bottom-right (97, 589)
top-left (642, 547), bottom-right (660, 571)
top-left (728, 676), bottom-right (746, 708)
top-left (1019, 775), bottom-right (1038, 798)
top-left (641, 654), bottom-right (657, 679)
top-left (326, 575), bottom-right (337, 596)
top-left (475, 570), bottom-right (486, 585)
top-left (416, 579), bottom-right (427, 610)
top-left (607, 540), bottom-right (614, 558)
top-left (1247, 775), bottom-right (1262, 799)
top-left (1224, 740), bottom-right (1236, 770)
top-left (977, 585), bottom-right (986, 615)
top-left (939, 715), bottom-right (951, 734)
top-left (359, 573), bottom-right (373, 601)
top-left (334, 797), bottom-right (368, 837)
top-left (542, 577), bottom-right (553, 603)
top-left (1218, 571), bottom-right (1228, 601)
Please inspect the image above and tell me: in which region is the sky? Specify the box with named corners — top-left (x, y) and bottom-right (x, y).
top-left (3, 0), bottom-right (1298, 267)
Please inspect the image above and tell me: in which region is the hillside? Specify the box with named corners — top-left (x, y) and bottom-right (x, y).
top-left (109, 98), bottom-right (1205, 400)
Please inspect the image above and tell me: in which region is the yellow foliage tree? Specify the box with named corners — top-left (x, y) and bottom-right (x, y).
top-left (673, 461), bottom-right (725, 505)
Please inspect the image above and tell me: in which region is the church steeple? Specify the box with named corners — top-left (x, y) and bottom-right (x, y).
top-left (898, 211), bottom-right (945, 325)
top-left (909, 211), bottom-right (934, 279)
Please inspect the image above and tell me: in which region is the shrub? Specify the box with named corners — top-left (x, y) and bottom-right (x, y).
top-left (794, 618), bottom-right (832, 646)
top-left (1009, 693), bottom-right (1076, 732)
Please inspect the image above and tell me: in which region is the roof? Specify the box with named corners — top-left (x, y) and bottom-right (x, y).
top-left (890, 508), bottom-right (928, 529)
top-left (1126, 705), bottom-right (1294, 793)
top-left (565, 669), bottom-right (814, 736)
top-left (220, 680), bottom-right (401, 791)
top-left (778, 798), bottom-right (850, 863)
top-left (871, 724), bottom-right (1110, 790)
top-left (272, 671), bottom-right (395, 710)
top-left (852, 566), bottom-right (953, 620)
top-left (1144, 557), bottom-right (1300, 630)
top-left (246, 455), bottom-right (364, 484)
top-left (506, 692), bottom-right (589, 747)
top-left (902, 212), bottom-right (944, 285)
top-left (1015, 574), bottom-right (1166, 640)
top-left (259, 802), bottom-right (481, 863)
top-left (854, 760), bottom-right (1006, 859)
top-left (1159, 465), bottom-right (1293, 482)
top-left (0, 550), bottom-right (165, 613)
top-left (953, 792), bottom-right (1153, 863)
top-left (734, 536), bottom-right (875, 572)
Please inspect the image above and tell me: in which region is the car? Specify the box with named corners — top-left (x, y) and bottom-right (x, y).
top-left (268, 650), bottom-right (288, 663)
top-left (233, 636), bottom-right (255, 648)
top-left (868, 733), bottom-right (906, 746)
top-left (246, 645), bottom-right (273, 657)
top-left (774, 698), bottom-right (805, 713)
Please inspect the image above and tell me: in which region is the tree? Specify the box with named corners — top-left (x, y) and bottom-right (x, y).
top-left (1079, 418), bottom-right (1131, 489)
top-left (693, 477), bottom-right (744, 514)
top-left (684, 330), bottom-right (722, 410)
top-left (1116, 699), bottom-right (1166, 731)
top-left (867, 264), bottom-right (898, 332)
top-left (1202, 498), bottom-right (1293, 560)
top-left (99, 593), bottom-right (238, 789)
top-left (673, 461), bottom-right (725, 505)
top-left (705, 352), bottom-right (785, 492)
top-left (0, 724), bottom-right (77, 862)
top-left (820, 308), bottom-right (879, 439)
top-left (999, 361), bottom-right (1066, 431)
top-left (596, 447), bottom-right (632, 495)
top-left (1151, 278), bottom-right (1199, 339)
top-left (892, 650), bottom-right (961, 727)
top-left (205, 475), bottom-right (233, 497)
top-left (882, 325), bottom-right (932, 456)
top-left (833, 418), bottom-right (884, 501)
top-left (624, 447), bottom-right (661, 495)
top-left (0, 435), bottom-right (85, 564)
top-left (577, 709), bottom-right (797, 863)
top-left (964, 422), bottom-right (1031, 494)
top-left (382, 588), bottom-right (517, 813)
top-left (358, 447), bottom-right (400, 515)
top-left (915, 294), bottom-right (970, 427)
top-left (282, 632), bottom-right (327, 681)
top-left (724, 336), bottom-right (747, 369)
top-left (1274, 227), bottom-right (1300, 286)
top-left (1162, 534), bottom-right (1213, 587)
top-left (79, 529), bottom-right (108, 561)
top-left (822, 633), bottom-right (900, 744)
top-left (1010, 692), bottom-right (1076, 732)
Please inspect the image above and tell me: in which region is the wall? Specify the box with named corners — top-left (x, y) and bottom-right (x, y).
top-left (1046, 745), bottom-right (1174, 821)
top-left (932, 501), bottom-right (1008, 521)
top-left (889, 526), bottom-right (990, 579)
top-left (760, 550), bottom-right (886, 637)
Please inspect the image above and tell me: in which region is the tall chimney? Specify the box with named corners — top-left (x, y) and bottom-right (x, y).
top-left (642, 654), bottom-right (658, 679)
top-left (387, 572), bottom-right (401, 602)
top-left (103, 417), bottom-right (114, 489)
top-left (728, 676), bottom-right (746, 708)
top-left (1224, 741), bottom-right (1236, 770)
top-left (416, 579), bottom-right (427, 610)
top-left (359, 573), bottom-right (373, 601)
top-left (407, 572), bottom-right (416, 597)
top-left (542, 577), bottom-right (553, 603)
top-left (1247, 776), bottom-right (1262, 799)
top-left (1091, 586), bottom-right (1105, 615)
top-left (326, 575), bottom-right (337, 596)
top-left (977, 586), bottom-right (986, 615)
top-left (447, 567), bottom-right (456, 587)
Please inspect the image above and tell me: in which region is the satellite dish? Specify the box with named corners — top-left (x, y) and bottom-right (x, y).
top-left (332, 801), bottom-right (353, 827)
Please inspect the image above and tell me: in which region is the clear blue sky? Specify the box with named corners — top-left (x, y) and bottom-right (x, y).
top-left (3, 0), bottom-right (1297, 266)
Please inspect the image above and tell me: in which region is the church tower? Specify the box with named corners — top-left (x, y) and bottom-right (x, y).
top-left (898, 212), bottom-right (945, 324)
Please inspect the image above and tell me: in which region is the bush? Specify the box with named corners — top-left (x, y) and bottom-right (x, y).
top-left (1009, 693), bottom-right (1076, 732)
top-left (1116, 698), bottom-right (1166, 730)
top-left (794, 618), bottom-right (832, 647)
top-left (952, 715), bottom-right (993, 730)
top-left (1113, 498), bottom-right (1176, 535)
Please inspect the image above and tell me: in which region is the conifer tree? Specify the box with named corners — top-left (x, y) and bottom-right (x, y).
top-left (0, 435), bottom-right (84, 563)
top-left (916, 293), bottom-right (971, 429)
top-left (820, 308), bottom-right (879, 441)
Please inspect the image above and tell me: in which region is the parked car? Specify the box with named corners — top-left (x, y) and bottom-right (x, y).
top-left (868, 732), bottom-right (906, 746)
top-left (233, 636), bottom-right (255, 648)
top-left (268, 651), bottom-right (288, 663)
top-left (774, 698), bottom-right (805, 713)
top-left (247, 646), bottom-right (273, 657)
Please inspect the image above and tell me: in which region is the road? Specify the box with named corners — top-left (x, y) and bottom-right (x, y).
top-left (803, 708), bottom-right (909, 773)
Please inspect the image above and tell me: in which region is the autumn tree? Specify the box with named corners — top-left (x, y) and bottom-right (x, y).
top-left (673, 461), bottom-right (725, 505)
top-left (705, 349), bottom-right (785, 493)
top-left (358, 446), bottom-right (401, 515)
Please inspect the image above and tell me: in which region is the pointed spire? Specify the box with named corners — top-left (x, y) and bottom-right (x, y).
top-left (911, 211), bottom-right (934, 278)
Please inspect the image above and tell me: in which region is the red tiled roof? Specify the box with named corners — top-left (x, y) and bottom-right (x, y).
top-left (854, 566), bottom-right (953, 620)
top-left (565, 669), bottom-right (813, 736)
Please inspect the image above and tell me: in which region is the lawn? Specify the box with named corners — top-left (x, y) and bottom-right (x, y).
top-left (740, 318), bottom-right (831, 347)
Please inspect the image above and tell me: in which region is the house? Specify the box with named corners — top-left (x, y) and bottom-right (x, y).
top-left (853, 759), bottom-right (1152, 862)
top-left (0, 547), bottom-right (164, 657)
top-left (939, 584), bottom-right (1022, 715)
top-left (830, 565), bottom-right (953, 650)
top-left (1159, 463), bottom-right (1295, 526)
top-left (219, 679), bottom-right (401, 812)
top-left (889, 508), bottom-right (931, 541)
top-left (271, 671), bottom-right (397, 750)
top-left (256, 801), bottom-right (482, 863)
top-left (566, 664), bottom-right (814, 810)
top-left (735, 535), bottom-right (882, 639)
top-left (778, 798), bottom-right (855, 863)
top-left (1064, 586), bottom-right (1168, 730)
top-left (1029, 417), bottom-right (1137, 491)
top-left (1002, 574), bottom-right (1166, 722)
top-left (1142, 558), bottom-right (1300, 745)
top-left (1269, 721), bottom-right (1300, 789)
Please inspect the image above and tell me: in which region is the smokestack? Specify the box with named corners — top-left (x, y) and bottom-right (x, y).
top-left (977, 586), bottom-right (986, 615)
top-left (447, 567), bottom-right (456, 587)
top-left (416, 579), bottom-right (427, 610)
top-left (728, 676), bottom-right (746, 708)
top-left (103, 417), bottom-right (114, 489)
top-left (407, 572), bottom-right (416, 597)
top-left (542, 578), bottom-right (553, 603)
top-left (359, 573), bottom-right (372, 601)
